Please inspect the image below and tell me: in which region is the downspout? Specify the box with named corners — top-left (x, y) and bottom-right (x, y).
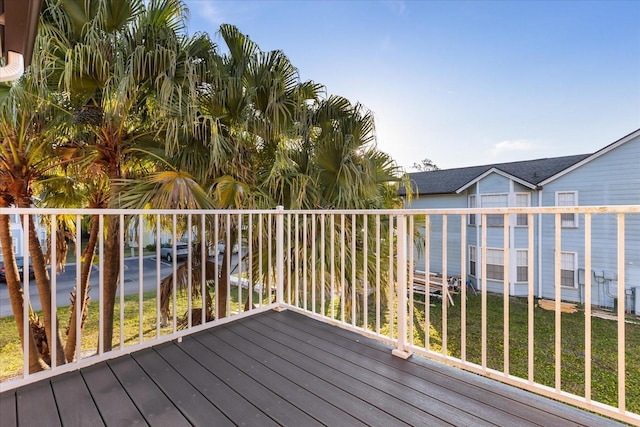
top-left (0, 51), bottom-right (24, 82)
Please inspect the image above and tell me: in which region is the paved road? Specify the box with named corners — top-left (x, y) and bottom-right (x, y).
top-left (0, 254), bottom-right (238, 318)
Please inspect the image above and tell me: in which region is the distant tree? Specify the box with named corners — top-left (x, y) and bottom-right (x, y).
top-left (411, 158), bottom-right (440, 172)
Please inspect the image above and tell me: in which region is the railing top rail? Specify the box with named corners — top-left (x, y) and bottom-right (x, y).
top-left (1, 205), bottom-right (639, 216)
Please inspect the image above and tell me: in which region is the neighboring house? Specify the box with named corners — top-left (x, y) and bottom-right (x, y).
top-left (0, 213), bottom-right (47, 262)
top-left (401, 128), bottom-right (640, 313)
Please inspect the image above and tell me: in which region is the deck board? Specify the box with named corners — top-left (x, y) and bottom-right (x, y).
top-left (50, 371), bottom-right (104, 426)
top-left (0, 309), bottom-right (625, 427)
top-left (15, 381), bottom-right (60, 426)
top-left (81, 362), bottom-right (147, 426)
top-left (131, 348), bottom-right (234, 427)
top-left (0, 389), bottom-right (17, 427)
top-left (153, 341), bottom-right (278, 426)
top-left (178, 335), bottom-right (321, 426)
top-left (251, 313), bottom-right (534, 426)
top-left (213, 324), bottom-right (399, 426)
top-left (108, 355), bottom-right (191, 427)
top-left (242, 315), bottom-right (489, 426)
top-left (281, 310), bottom-right (606, 426)
top-left (271, 311), bottom-right (579, 426)
top-left (193, 330), bottom-right (366, 426)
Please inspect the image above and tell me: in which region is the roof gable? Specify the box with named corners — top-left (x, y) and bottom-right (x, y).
top-left (401, 154), bottom-right (589, 196)
top-left (539, 128), bottom-right (640, 185)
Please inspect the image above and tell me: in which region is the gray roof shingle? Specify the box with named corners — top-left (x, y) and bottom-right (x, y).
top-left (400, 154), bottom-right (590, 196)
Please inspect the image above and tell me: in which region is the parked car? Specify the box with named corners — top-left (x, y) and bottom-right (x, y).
top-left (0, 256), bottom-right (35, 282)
top-left (159, 242), bottom-right (189, 262)
top-left (217, 240), bottom-right (240, 254)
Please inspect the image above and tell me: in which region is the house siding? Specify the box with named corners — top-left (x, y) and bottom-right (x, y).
top-left (539, 134), bottom-right (640, 305)
top-left (409, 195), bottom-right (466, 276)
top-left (405, 129), bottom-right (639, 310)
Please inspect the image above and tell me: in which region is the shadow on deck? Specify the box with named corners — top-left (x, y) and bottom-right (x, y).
top-left (0, 310), bottom-right (622, 426)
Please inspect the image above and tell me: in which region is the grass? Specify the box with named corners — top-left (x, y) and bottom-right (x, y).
top-left (0, 287), bottom-right (265, 381)
top-left (407, 293), bottom-right (640, 414)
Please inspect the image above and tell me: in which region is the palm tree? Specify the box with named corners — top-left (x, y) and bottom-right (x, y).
top-left (38, 0), bottom-right (213, 351)
top-left (0, 75), bottom-right (67, 369)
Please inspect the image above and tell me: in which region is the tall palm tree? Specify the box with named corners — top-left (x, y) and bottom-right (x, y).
top-left (0, 76), bottom-right (67, 368)
top-left (37, 0), bottom-right (213, 351)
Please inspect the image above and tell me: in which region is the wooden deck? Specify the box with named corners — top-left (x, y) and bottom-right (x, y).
top-left (0, 310), bottom-right (622, 426)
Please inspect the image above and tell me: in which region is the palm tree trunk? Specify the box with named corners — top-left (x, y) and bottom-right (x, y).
top-left (217, 248), bottom-right (229, 318)
top-left (101, 215), bottom-right (121, 352)
top-left (25, 214), bottom-right (67, 366)
top-left (64, 215), bottom-right (99, 361)
top-left (0, 212), bottom-right (47, 373)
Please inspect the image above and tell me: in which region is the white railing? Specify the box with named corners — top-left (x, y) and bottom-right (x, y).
top-left (0, 206), bottom-right (639, 425)
top-left (280, 206), bottom-right (640, 426)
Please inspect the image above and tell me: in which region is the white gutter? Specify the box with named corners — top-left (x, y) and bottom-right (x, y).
top-left (0, 51), bottom-right (25, 82)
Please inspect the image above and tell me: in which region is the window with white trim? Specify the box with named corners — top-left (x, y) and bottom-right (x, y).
top-left (486, 248), bottom-right (504, 280)
top-left (561, 252), bottom-right (578, 288)
top-left (468, 195), bottom-right (477, 225)
top-left (469, 245), bottom-right (477, 276)
top-left (556, 191), bottom-right (578, 227)
top-left (516, 193), bottom-right (530, 226)
top-left (481, 194), bottom-right (507, 227)
top-left (516, 250), bottom-right (528, 282)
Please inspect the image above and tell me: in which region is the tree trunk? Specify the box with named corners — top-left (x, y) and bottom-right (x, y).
top-left (217, 248), bottom-right (229, 318)
top-left (64, 215), bottom-right (99, 361)
top-left (24, 213), bottom-right (67, 366)
top-left (101, 215), bottom-right (121, 352)
top-left (0, 212), bottom-right (47, 373)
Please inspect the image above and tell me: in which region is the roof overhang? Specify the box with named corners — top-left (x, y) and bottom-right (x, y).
top-left (0, 0), bottom-right (43, 82)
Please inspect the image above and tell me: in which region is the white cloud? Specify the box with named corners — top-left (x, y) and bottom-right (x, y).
top-left (186, 1), bottom-right (224, 30)
top-left (490, 139), bottom-right (536, 158)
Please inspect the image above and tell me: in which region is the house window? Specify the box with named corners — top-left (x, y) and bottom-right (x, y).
top-left (468, 195), bottom-right (477, 225)
top-left (486, 248), bottom-right (504, 280)
top-left (469, 245), bottom-right (477, 276)
top-left (516, 193), bottom-right (530, 226)
top-left (561, 252), bottom-right (578, 288)
top-left (556, 191), bottom-right (578, 227)
top-left (481, 194), bottom-right (507, 227)
top-left (516, 250), bottom-right (528, 282)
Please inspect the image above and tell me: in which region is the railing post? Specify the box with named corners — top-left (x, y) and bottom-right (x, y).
top-left (392, 213), bottom-right (411, 359)
top-left (274, 206), bottom-right (286, 311)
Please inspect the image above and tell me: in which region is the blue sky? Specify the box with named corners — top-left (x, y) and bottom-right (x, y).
top-left (183, 0), bottom-right (640, 170)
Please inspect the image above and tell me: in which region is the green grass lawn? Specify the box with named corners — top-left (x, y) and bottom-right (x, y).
top-left (0, 287), bottom-right (265, 381)
top-left (407, 293), bottom-right (640, 414)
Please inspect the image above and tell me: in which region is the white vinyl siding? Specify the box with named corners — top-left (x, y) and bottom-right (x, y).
top-left (556, 191), bottom-right (578, 227)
